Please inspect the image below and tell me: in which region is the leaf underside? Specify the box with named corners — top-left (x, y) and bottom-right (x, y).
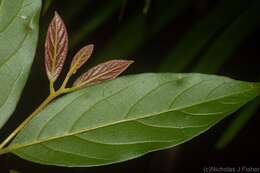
top-left (45, 12), bottom-right (68, 82)
top-left (74, 60), bottom-right (134, 87)
top-left (70, 44), bottom-right (94, 74)
top-left (10, 73), bottom-right (260, 167)
top-left (0, 0), bottom-right (41, 129)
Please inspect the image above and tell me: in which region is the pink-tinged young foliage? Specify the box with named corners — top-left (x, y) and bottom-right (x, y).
top-left (74, 60), bottom-right (134, 87)
top-left (70, 44), bottom-right (94, 74)
top-left (45, 12), bottom-right (68, 82)
top-left (44, 12), bottom-right (133, 88)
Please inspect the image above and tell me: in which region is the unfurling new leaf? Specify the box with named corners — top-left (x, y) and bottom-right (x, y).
top-left (74, 60), bottom-right (134, 87)
top-left (45, 12), bottom-right (68, 82)
top-left (70, 44), bottom-right (94, 74)
top-left (44, 12), bottom-right (133, 89)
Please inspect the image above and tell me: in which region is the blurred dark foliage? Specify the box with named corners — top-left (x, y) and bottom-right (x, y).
top-left (0, 0), bottom-right (260, 172)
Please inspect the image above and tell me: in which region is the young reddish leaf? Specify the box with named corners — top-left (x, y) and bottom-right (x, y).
top-left (74, 60), bottom-right (134, 87)
top-left (45, 12), bottom-right (68, 82)
top-left (70, 44), bottom-right (94, 74)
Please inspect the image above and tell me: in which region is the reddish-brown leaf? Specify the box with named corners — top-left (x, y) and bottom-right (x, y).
top-left (74, 60), bottom-right (134, 87)
top-left (70, 44), bottom-right (94, 74)
top-left (45, 12), bottom-right (68, 82)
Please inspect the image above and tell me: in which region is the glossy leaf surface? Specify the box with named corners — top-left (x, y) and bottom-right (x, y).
top-left (9, 73), bottom-right (260, 167)
top-left (0, 0), bottom-right (41, 129)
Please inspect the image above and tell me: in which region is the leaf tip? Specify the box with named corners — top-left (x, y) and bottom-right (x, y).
top-left (127, 59), bottom-right (135, 65)
top-left (69, 44), bottom-right (95, 75)
top-left (54, 11), bottom-right (60, 18)
top-left (84, 44), bottom-right (94, 57)
top-left (88, 44), bottom-right (94, 50)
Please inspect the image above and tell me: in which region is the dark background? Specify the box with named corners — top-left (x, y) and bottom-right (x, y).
top-left (0, 0), bottom-right (260, 172)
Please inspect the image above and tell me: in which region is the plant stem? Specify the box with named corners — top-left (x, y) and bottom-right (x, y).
top-left (0, 144), bottom-right (13, 155)
top-left (60, 70), bottom-right (72, 90)
top-left (0, 67), bottom-right (81, 151)
top-left (0, 94), bottom-right (55, 149)
top-left (0, 86), bottom-right (77, 150)
top-left (50, 80), bottom-right (55, 93)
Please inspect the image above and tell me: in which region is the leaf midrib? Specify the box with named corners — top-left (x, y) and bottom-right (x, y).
top-left (6, 84), bottom-right (259, 153)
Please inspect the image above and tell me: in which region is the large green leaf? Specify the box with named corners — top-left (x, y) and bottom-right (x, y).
top-left (4, 73), bottom-right (259, 167)
top-left (70, 0), bottom-right (121, 48)
top-left (158, 0), bottom-right (252, 72)
top-left (42, 0), bottom-right (53, 15)
top-left (193, 0), bottom-right (260, 73)
top-left (96, 0), bottom-right (193, 63)
top-left (0, 0), bottom-right (41, 129)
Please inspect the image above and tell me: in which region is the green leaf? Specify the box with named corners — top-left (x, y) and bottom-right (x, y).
top-left (6, 73), bottom-right (260, 167)
top-left (96, 0), bottom-right (193, 63)
top-left (10, 170), bottom-right (19, 173)
top-left (143, 0), bottom-right (151, 14)
top-left (97, 13), bottom-right (147, 61)
top-left (42, 0), bottom-right (53, 15)
top-left (158, 0), bottom-right (252, 72)
top-left (62, 0), bottom-right (90, 24)
top-left (70, 0), bottom-right (121, 48)
top-left (191, 1), bottom-right (260, 148)
top-left (215, 98), bottom-right (260, 149)
top-left (0, 0), bottom-right (41, 129)
top-left (193, 0), bottom-right (260, 73)
top-left (150, 0), bottom-right (193, 35)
